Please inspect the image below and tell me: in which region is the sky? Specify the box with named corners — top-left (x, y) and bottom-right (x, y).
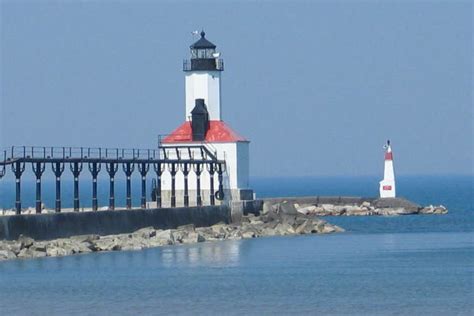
top-left (0, 0), bottom-right (472, 177)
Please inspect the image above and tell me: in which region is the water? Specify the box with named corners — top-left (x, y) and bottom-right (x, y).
top-left (0, 175), bottom-right (473, 315)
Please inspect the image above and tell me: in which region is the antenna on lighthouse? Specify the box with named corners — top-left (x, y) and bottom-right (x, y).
top-left (191, 30), bottom-right (199, 41)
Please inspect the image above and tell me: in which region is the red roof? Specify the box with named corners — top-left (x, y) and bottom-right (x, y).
top-left (162, 120), bottom-right (248, 143)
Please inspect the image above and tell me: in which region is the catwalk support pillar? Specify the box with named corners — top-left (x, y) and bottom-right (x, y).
top-left (52, 162), bottom-right (65, 212)
top-left (32, 162), bottom-right (46, 213)
top-left (123, 162), bottom-right (135, 210)
top-left (106, 163), bottom-right (118, 210)
top-left (12, 161), bottom-right (25, 214)
top-left (138, 162), bottom-right (149, 209)
top-left (70, 162), bottom-right (83, 212)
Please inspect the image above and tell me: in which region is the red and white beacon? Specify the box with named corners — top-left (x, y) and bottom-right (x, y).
top-left (379, 140), bottom-right (396, 198)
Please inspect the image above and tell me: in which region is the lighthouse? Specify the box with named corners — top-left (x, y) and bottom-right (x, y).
top-left (379, 140), bottom-right (396, 198)
top-left (160, 31), bottom-right (253, 206)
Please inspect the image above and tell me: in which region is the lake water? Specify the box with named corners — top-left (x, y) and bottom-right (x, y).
top-left (0, 175), bottom-right (473, 315)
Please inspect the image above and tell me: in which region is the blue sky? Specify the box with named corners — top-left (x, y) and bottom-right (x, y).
top-left (1, 1), bottom-right (472, 177)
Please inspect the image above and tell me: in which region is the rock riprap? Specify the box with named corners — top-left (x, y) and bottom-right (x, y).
top-left (278, 201), bottom-right (448, 216)
top-left (0, 209), bottom-right (343, 261)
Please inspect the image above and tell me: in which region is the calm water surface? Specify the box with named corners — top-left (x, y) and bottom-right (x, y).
top-left (0, 176), bottom-right (473, 315)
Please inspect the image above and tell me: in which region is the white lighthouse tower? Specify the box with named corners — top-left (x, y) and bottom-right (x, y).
top-left (184, 31), bottom-right (222, 121)
top-left (160, 31), bottom-right (253, 206)
top-left (379, 140), bottom-right (396, 198)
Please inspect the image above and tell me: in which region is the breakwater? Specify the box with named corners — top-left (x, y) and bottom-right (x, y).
top-left (0, 195), bottom-right (448, 261)
top-left (0, 206), bottom-right (343, 261)
top-left (236, 196), bottom-right (447, 216)
top-left (0, 196), bottom-right (447, 241)
top-left (260, 197), bottom-right (448, 216)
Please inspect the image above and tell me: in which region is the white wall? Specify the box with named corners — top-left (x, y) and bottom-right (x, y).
top-left (185, 71), bottom-right (221, 121)
top-left (236, 142), bottom-right (250, 188)
top-left (160, 141), bottom-right (249, 191)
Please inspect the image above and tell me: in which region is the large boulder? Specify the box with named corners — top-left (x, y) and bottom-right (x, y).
top-left (311, 207), bottom-right (328, 216)
top-left (261, 202), bottom-right (274, 215)
top-left (343, 205), bottom-right (362, 213)
top-left (241, 223), bottom-right (262, 238)
top-left (210, 223), bottom-right (228, 238)
top-left (172, 230), bottom-right (190, 244)
top-left (196, 227), bottom-right (219, 240)
top-left (419, 205), bottom-right (448, 215)
top-left (92, 237), bottom-right (122, 251)
top-left (433, 205), bottom-right (448, 214)
top-left (177, 224), bottom-right (195, 232)
top-left (0, 241), bottom-right (21, 254)
top-left (261, 227), bottom-right (278, 237)
top-left (259, 210), bottom-right (280, 223)
top-left (274, 223), bottom-right (295, 235)
top-left (321, 204), bottom-right (335, 212)
top-left (149, 229), bottom-right (175, 246)
top-left (29, 242), bottom-right (47, 252)
top-left (333, 225), bottom-right (345, 233)
top-left (280, 214), bottom-right (297, 227)
top-left (226, 230), bottom-right (243, 240)
top-left (133, 227), bottom-right (157, 239)
top-left (0, 249), bottom-right (17, 260)
top-left (242, 231), bottom-right (256, 239)
top-left (296, 205), bottom-right (317, 215)
top-left (344, 207), bottom-right (371, 216)
top-left (181, 232), bottom-right (205, 244)
top-left (248, 214), bottom-right (263, 223)
top-left (372, 197), bottom-right (420, 212)
top-left (46, 246), bottom-right (73, 257)
top-left (376, 208), bottom-right (416, 216)
top-left (320, 224), bottom-right (337, 234)
top-left (295, 219), bottom-right (314, 234)
top-left (70, 234), bottom-right (100, 243)
top-left (262, 220), bottom-right (279, 230)
top-left (18, 235), bottom-right (34, 249)
top-left (71, 241), bottom-right (94, 253)
top-left (361, 201), bottom-right (372, 208)
top-left (17, 247), bottom-right (47, 259)
top-left (120, 238), bottom-right (143, 251)
top-left (279, 201), bottom-right (298, 215)
top-left (46, 238), bottom-right (94, 255)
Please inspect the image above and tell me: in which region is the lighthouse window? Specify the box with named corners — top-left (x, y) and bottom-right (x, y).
top-left (192, 48), bottom-right (215, 59)
top-left (198, 49), bottom-right (206, 58)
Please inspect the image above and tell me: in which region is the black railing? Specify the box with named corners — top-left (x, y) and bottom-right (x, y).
top-left (183, 58), bottom-right (224, 71)
top-left (158, 134), bottom-right (218, 161)
top-left (3, 146), bottom-right (159, 162)
top-left (0, 145), bottom-right (219, 163)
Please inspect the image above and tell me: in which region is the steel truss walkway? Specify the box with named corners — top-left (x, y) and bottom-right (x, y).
top-left (0, 146), bottom-right (226, 214)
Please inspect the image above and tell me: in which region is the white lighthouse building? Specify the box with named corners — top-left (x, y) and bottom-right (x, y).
top-left (379, 140), bottom-right (396, 198)
top-left (160, 31), bottom-right (253, 206)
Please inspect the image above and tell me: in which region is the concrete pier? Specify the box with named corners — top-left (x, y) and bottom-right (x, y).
top-left (0, 205), bottom-right (230, 241)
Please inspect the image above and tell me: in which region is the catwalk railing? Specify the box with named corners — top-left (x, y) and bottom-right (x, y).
top-left (0, 146), bottom-right (226, 215)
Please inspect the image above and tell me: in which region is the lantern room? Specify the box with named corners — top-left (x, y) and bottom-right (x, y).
top-left (183, 31), bottom-right (224, 72)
